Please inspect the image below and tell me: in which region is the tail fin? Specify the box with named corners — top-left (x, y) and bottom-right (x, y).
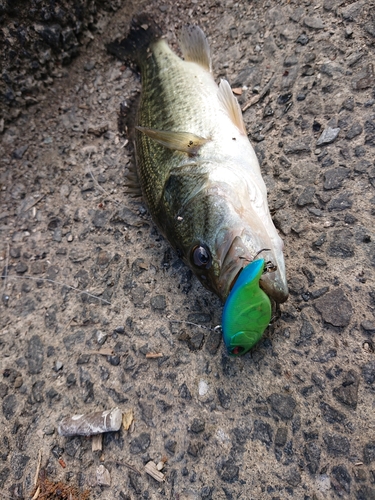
top-left (106, 14), bottom-right (162, 67)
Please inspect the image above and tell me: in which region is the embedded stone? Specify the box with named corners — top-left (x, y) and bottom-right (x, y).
top-left (26, 335), bottom-right (44, 374)
top-left (332, 370), bottom-right (359, 409)
top-left (130, 433), bottom-right (151, 454)
top-left (323, 433), bottom-right (350, 456)
top-left (218, 459), bottom-right (239, 483)
top-left (323, 167), bottom-right (350, 190)
top-left (314, 288), bottom-right (352, 326)
top-left (253, 420), bottom-right (273, 446)
top-left (331, 465), bottom-right (351, 495)
top-left (317, 127), bottom-right (340, 145)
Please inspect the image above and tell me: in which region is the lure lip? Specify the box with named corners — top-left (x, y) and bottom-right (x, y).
top-left (221, 258), bottom-right (272, 356)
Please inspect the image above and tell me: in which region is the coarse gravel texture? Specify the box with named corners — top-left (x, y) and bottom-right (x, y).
top-left (1, 0), bottom-right (375, 499)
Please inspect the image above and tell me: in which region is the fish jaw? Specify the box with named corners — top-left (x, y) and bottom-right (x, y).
top-left (259, 247), bottom-right (289, 304)
top-left (214, 224), bottom-right (289, 304)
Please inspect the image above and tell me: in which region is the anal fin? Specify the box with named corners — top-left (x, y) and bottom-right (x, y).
top-left (136, 126), bottom-right (209, 155)
top-left (218, 79), bottom-right (247, 135)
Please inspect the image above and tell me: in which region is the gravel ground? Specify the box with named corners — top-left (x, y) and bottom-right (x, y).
top-left (1, 0), bottom-right (375, 499)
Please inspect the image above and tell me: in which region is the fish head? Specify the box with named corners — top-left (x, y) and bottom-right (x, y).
top-left (171, 195), bottom-right (288, 303)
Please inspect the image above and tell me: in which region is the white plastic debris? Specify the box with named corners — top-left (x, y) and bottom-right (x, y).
top-left (198, 379), bottom-right (209, 396)
top-left (58, 407), bottom-right (122, 436)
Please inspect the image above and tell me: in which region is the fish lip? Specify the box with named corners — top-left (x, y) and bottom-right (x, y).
top-left (259, 273), bottom-right (289, 303)
top-left (216, 234), bottom-right (289, 303)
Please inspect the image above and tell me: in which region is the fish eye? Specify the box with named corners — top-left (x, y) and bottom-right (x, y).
top-left (191, 244), bottom-right (211, 269)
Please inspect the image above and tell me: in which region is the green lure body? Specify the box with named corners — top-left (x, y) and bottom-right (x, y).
top-left (222, 259), bottom-right (272, 356)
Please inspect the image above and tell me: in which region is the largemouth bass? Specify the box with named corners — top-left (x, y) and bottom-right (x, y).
top-left (108, 15), bottom-right (288, 354)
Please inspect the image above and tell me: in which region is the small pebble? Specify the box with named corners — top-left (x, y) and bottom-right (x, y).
top-left (96, 330), bottom-right (108, 345)
top-left (43, 425), bottom-right (55, 435)
top-left (317, 127), bottom-right (340, 146)
top-left (96, 464), bottom-right (111, 486)
top-left (198, 380), bottom-right (209, 396)
top-left (60, 184), bottom-right (71, 197)
top-left (54, 361), bottom-right (63, 371)
top-left (84, 61), bottom-right (96, 71)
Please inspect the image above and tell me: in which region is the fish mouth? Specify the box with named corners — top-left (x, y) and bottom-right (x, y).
top-left (215, 232), bottom-right (288, 303)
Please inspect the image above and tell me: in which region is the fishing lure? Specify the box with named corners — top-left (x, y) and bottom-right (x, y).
top-left (222, 258), bottom-right (272, 356)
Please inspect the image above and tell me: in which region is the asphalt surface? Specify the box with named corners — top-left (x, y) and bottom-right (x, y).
top-left (1, 1), bottom-right (375, 499)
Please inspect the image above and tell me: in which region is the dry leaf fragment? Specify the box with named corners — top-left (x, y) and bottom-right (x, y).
top-left (122, 408), bottom-right (134, 430)
top-left (232, 87), bottom-right (242, 95)
top-left (145, 461), bottom-right (165, 482)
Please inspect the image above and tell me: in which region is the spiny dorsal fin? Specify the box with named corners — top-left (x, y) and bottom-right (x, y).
top-left (218, 79), bottom-right (247, 135)
top-left (179, 25), bottom-right (211, 72)
top-left (136, 126), bottom-right (209, 155)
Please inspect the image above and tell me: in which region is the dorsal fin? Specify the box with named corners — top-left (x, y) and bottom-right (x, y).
top-left (179, 25), bottom-right (211, 72)
top-left (136, 126), bottom-right (209, 155)
top-left (218, 79), bottom-right (247, 135)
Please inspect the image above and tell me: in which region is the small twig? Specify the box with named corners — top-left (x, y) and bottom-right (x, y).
top-left (170, 320), bottom-right (212, 330)
top-left (86, 160), bottom-right (111, 197)
top-left (2, 242), bottom-right (9, 292)
top-left (60, 316), bottom-right (75, 337)
top-left (145, 352), bottom-right (163, 358)
top-left (1, 275), bottom-right (111, 305)
top-left (116, 461), bottom-right (142, 475)
top-left (262, 119), bottom-right (275, 134)
top-left (22, 194), bottom-right (46, 213)
top-left (34, 450), bottom-right (42, 487)
top-left (30, 486), bottom-right (40, 500)
top-left (85, 349), bottom-right (114, 356)
top-left (242, 75), bottom-right (276, 112)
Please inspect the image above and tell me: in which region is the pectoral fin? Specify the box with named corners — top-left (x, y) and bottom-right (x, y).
top-left (218, 79), bottom-right (247, 135)
top-left (136, 126), bottom-right (209, 155)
